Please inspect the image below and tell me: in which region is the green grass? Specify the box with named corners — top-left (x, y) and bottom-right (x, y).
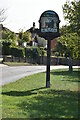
top-left (3, 62), bottom-right (35, 66)
top-left (1, 68), bottom-right (80, 119)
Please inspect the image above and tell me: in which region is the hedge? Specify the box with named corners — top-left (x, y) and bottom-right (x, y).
top-left (2, 44), bottom-right (45, 63)
top-left (10, 47), bottom-right (24, 57)
top-left (26, 46), bottom-right (40, 59)
top-left (2, 42), bottom-right (11, 55)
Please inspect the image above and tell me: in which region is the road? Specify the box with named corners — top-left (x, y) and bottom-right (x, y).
top-left (0, 64), bottom-right (79, 86)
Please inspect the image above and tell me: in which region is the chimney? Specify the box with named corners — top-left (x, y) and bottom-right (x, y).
top-left (33, 22), bottom-right (35, 30)
top-left (0, 24), bottom-right (3, 30)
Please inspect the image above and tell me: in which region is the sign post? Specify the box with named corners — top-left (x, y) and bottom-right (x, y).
top-left (38, 10), bottom-right (60, 88)
top-left (46, 39), bottom-right (51, 87)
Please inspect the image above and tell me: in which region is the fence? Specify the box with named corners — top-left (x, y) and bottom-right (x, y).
top-left (2, 55), bottom-right (80, 66)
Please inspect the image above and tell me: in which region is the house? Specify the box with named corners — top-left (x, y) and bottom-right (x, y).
top-left (0, 24), bottom-right (12, 32)
top-left (51, 38), bottom-right (57, 49)
top-left (27, 22), bottom-right (57, 49)
top-left (27, 22), bottom-right (47, 48)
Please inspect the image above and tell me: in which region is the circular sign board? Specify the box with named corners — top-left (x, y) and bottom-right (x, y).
top-left (38, 10), bottom-right (60, 39)
top-left (39, 10), bottom-right (60, 33)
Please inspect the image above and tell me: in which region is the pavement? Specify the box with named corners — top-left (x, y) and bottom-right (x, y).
top-left (0, 64), bottom-right (79, 86)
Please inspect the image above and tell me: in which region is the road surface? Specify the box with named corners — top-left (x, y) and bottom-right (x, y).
top-left (0, 64), bottom-right (79, 86)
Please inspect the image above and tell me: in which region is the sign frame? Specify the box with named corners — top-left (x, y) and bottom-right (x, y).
top-left (39, 10), bottom-right (60, 40)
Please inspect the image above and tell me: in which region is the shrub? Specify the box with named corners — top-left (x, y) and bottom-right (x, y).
top-left (40, 47), bottom-right (45, 56)
top-left (10, 47), bottom-right (24, 58)
top-left (2, 42), bottom-right (11, 55)
top-left (26, 46), bottom-right (40, 60)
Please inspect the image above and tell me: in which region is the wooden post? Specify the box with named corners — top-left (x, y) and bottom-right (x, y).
top-left (46, 39), bottom-right (51, 88)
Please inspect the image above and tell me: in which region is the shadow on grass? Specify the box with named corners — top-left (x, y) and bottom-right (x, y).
top-left (50, 70), bottom-right (80, 82)
top-left (2, 86), bottom-right (46, 96)
top-left (50, 70), bottom-right (79, 76)
top-left (2, 87), bottom-right (80, 119)
top-left (17, 90), bottom-right (79, 119)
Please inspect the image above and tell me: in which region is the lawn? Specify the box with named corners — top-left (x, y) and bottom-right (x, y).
top-left (1, 68), bottom-right (80, 119)
top-left (3, 62), bottom-right (34, 66)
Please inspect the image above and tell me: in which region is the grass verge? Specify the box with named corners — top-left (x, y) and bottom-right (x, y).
top-left (3, 62), bottom-right (35, 66)
top-left (1, 68), bottom-right (80, 119)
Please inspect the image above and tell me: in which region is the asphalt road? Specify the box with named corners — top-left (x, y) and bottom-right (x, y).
top-left (0, 64), bottom-right (79, 86)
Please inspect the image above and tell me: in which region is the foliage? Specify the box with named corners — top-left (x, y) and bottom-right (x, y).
top-left (56, 31), bottom-right (79, 58)
top-left (2, 42), bottom-right (11, 55)
top-left (2, 30), bottom-right (16, 46)
top-left (1, 31), bottom-right (16, 57)
top-left (26, 46), bottom-right (40, 60)
top-left (0, 25), bottom-right (16, 47)
top-left (62, 0), bottom-right (80, 35)
top-left (2, 44), bottom-right (41, 61)
top-left (23, 31), bottom-right (31, 42)
top-left (55, 0), bottom-right (80, 59)
top-left (40, 47), bottom-right (45, 56)
top-left (18, 30), bottom-right (31, 46)
top-left (2, 43), bottom-right (25, 58)
top-left (2, 30), bottom-right (8, 39)
top-left (10, 47), bottom-right (24, 57)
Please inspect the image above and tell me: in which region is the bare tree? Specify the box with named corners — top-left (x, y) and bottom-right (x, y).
top-left (0, 9), bottom-right (6, 23)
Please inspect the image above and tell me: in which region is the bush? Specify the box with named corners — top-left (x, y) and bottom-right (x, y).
top-left (2, 42), bottom-right (11, 55)
top-left (26, 46), bottom-right (40, 60)
top-left (40, 47), bottom-right (45, 56)
top-left (10, 47), bottom-right (24, 58)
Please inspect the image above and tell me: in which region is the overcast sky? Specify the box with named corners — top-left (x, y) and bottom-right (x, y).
top-left (0, 0), bottom-right (73, 33)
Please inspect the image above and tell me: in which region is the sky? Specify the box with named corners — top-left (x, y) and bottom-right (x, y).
top-left (0, 0), bottom-right (73, 33)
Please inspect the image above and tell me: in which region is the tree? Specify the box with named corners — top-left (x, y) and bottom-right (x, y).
top-left (23, 31), bottom-right (31, 42)
top-left (55, 0), bottom-right (80, 59)
top-left (0, 9), bottom-right (6, 23)
top-left (56, 31), bottom-right (79, 59)
top-left (1, 29), bottom-right (16, 45)
top-left (62, 0), bottom-right (80, 59)
top-left (17, 30), bottom-right (31, 46)
top-left (62, 0), bottom-right (80, 35)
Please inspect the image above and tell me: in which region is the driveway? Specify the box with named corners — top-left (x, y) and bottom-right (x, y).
top-left (0, 64), bottom-right (79, 86)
